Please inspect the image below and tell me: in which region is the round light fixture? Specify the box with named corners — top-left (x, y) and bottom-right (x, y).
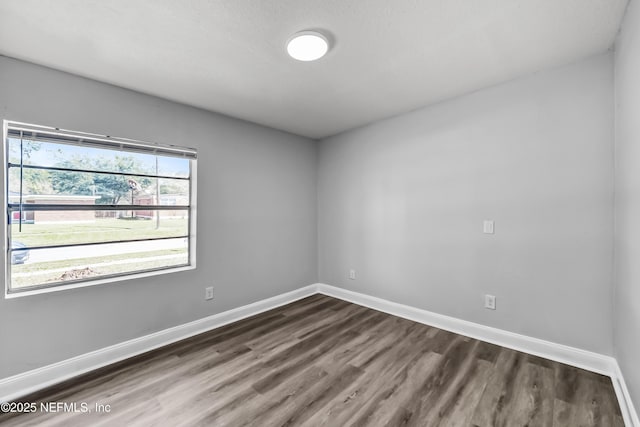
top-left (286, 31), bottom-right (329, 61)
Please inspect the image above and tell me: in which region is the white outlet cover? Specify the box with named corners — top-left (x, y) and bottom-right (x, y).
top-left (484, 294), bottom-right (496, 310)
top-left (349, 269), bottom-right (356, 280)
top-left (483, 220), bottom-right (495, 234)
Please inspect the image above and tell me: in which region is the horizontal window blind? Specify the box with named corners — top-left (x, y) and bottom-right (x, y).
top-left (7, 122), bottom-right (197, 159)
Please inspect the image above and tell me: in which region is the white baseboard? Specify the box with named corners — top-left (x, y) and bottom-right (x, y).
top-left (316, 283), bottom-right (638, 426)
top-left (0, 284), bottom-right (318, 403)
top-left (316, 284), bottom-right (614, 374)
top-left (1, 282), bottom-right (637, 426)
top-left (612, 361), bottom-right (640, 427)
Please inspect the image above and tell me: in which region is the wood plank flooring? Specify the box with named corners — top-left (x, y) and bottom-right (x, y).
top-left (0, 294), bottom-right (624, 426)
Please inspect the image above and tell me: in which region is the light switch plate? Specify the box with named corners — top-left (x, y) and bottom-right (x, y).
top-left (483, 220), bottom-right (495, 234)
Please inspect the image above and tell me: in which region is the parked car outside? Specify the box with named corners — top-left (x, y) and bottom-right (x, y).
top-left (11, 241), bottom-right (30, 265)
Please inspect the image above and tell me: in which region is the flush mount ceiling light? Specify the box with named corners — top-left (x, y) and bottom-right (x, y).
top-left (286, 31), bottom-right (329, 61)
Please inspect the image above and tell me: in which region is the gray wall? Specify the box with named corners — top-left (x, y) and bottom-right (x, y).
top-left (614, 0), bottom-right (640, 410)
top-left (318, 53), bottom-right (614, 355)
top-left (0, 56), bottom-right (318, 378)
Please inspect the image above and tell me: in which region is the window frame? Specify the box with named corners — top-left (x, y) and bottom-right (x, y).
top-left (3, 120), bottom-right (197, 298)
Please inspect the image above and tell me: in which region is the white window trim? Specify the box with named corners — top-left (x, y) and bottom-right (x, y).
top-left (4, 265), bottom-right (197, 299)
top-left (3, 120), bottom-right (198, 298)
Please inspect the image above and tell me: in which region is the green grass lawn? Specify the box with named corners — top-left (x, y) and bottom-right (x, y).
top-left (11, 248), bottom-right (189, 288)
top-left (11, 217), bottom-right (189, 247)
top-left (9, 217), bottom-right (190, 290)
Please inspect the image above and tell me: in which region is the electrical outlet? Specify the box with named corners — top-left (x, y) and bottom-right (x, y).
top-left (205, 286), bottom-right (214, 300)
top-left (349, 269), bottom-right (356, 280)
top-left (484, 294), bottom-right (496, 310)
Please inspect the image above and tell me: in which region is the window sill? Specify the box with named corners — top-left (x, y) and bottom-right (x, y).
top-left (4, 264), bottom-right (196, 299)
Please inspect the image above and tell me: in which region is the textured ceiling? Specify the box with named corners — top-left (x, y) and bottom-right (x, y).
top-left (0, 0), bottom-right (629, 139)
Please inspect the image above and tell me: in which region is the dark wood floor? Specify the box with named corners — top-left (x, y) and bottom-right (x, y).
top-left (0, 294), bottom-right (624, 426)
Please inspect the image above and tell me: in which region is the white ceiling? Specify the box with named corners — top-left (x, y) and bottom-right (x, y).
top-left (0, 0), bottom-right (629, 139)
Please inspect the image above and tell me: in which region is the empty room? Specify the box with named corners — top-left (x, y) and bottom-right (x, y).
top-left (0, 0), bottom-right (639, 426)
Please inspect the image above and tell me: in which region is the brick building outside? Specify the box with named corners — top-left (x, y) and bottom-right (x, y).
top-left (10, 195), bottom-right (99, 223)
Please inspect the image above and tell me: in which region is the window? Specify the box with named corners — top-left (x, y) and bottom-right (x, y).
top-left (4, 121), bottom-right (197, 296)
